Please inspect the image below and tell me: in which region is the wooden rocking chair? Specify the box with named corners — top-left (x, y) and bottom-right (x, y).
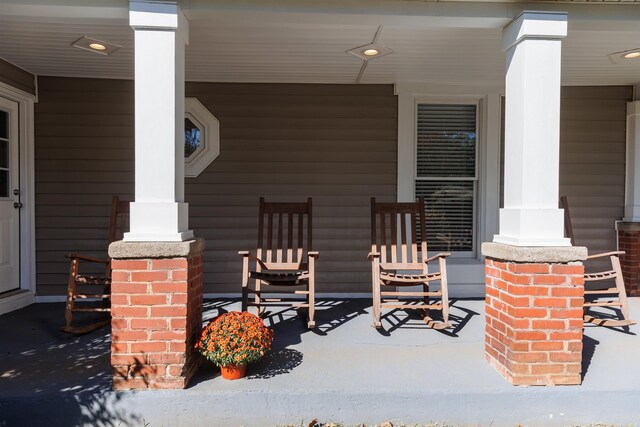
top-left (62, 196), bottom-right (129, 334)
top-left (561, 196), bottom-right (635, 328)
top-left (369, 197), bottom-right (451, 330)
top-left (240, 197), bottom-right (318, 329)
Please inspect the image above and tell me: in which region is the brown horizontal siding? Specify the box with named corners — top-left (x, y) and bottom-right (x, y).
top-left (558, 86), bottom-right (631, 268)
top-left (34, 77), bottom-right (397, 295)
top-left (0, 57), bottom-right (35, 95)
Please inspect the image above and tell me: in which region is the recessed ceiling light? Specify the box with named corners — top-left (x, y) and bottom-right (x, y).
top-left (72, 36), bottom-right (121, 56)
top-left (347, 43), bottom-right (394, 61)
top-left (608, 48), bottom-right (640, 64)
top-left (89, 43), bottom-right (106, 51)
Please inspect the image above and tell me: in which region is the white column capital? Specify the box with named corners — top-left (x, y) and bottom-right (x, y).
top-left (129, 0), bottom-right (189, 44)
top-left (502, 11), bottom-right (567, 52)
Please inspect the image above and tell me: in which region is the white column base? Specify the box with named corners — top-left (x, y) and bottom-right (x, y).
top-left (493, 208), bottom-right (571, 247)
top-left (124, 202), bottom-right (194, 242)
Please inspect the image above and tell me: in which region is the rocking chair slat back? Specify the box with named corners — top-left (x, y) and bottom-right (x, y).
top-left (371, 197), bottom-right (426, 268)
top-left (108, 196), bottom-right (130, 245)
top-left (257, 197), bottom-right (312, 265)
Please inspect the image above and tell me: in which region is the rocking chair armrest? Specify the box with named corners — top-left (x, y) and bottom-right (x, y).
top-left (308, 251), bottom-right (320, 259)
top-left (587, 250), bottom-right (625, 260)
top-left (65, 253), bottom-right (110, 264)
top-left (424, 252), bottom-right (451, 263)
top-left (238, 251), bottom-right (268, 269)
top-left (368, 251), bottom-right (381, 261)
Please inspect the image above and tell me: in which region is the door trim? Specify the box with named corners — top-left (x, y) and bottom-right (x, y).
top-left (0, 79), bottom-right (36, 315)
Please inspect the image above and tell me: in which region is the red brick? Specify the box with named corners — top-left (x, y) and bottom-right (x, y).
top-left (111, 341), bottom-right (129, 353)
top-left (551, 264), bottom-right (584, 275)
top-left (551, 287), bottom-right (583, 297)
top-left (502, 294), bottom-right (530, 307)
top-left (531, 341), bottom-right (564, 351)
top-left (568, 341), bottom-right (583, 352)
top-left (113, 377), bottom-right (149, 390)
top-left (131, 318), bottom-right (168, 330)
top-left (509, 307), bottom-right (548, 319)
top-left (171, 293), bottom-right (189, 305)
top-left (533, 297), bottom-right (567, 308)
top-left (508, 263), bottom-right (550, 274)
top-left (531, 319), bottom-right (566, 330)
top-left (111, 271), bottom-right (131, 282)
top-left (111, 318), bottom-right (129, 330)
top-left (510, 351), bottom-right (548, 363)
top-left (508, 284), bottom-right (549, 296)
top-left (112, 366), bottom-right (130, 378)
top-left (111, 354), bottom-right (147, 366)
top-left (130, 294), bottom-right (168, 306)
top-left (171, 269), bottom-right (189, 281)
top-left (508, 362), bottom-right (530, 375)
top-left (570, 276), bottom-right (585, 286)
top-left (111, 306), bottom-right (148, 318)
top-left (171, 318), bottom-right (187, 329)
top-left (112, 330), bottom-right (148, 341)
top-left (531, 364), bottom-right (565, 375)
top-left (131, 342), bottom-right (167, 353)
top-left (150, 330), bottom-right (186, 341)
top-left (569, 297), bottom-right (584, 307)
top-left (513, 330), bottom-right (547, 341)
top-left (169, 341), bottom-right (187, 352)
top-left (547, 374), bottom-right (581, 385)
top-left (168, 365), bottom-right (184, 377)
top-left (112, 260), bottom-right (149, 270)
top-left (486, 266), bottom-right (501, 277)
top-left (151, 281), bottom-right (188, 293)
top-left (550, 308), bottom-right (583, 319)
top-left (550, 352), bottom-right (581, 362)
top-left (151, 258), bottom-right (189, 270)
top-left (501, 271), bottom-right (531, 285)
top-left (148, 353), bottom-right (186, 364)
top-left (149, 378), bottom-right (187, 389)
top-left (566, 364), bottom-right (582, 374)
top-left (110, 295), bottom-right (129, 306)
top-left (550, 331), bottom-right (582, 340)
top-left (111, 282), bottom-right (148, 294)
top-left (130, 364), bottom-right (163, 377)
top-left (532, 275), bottom-right (567, 285)
top-left (131, 270), bottom-right (168, 282)
top-left (150, 306), bottom-right (187, 317)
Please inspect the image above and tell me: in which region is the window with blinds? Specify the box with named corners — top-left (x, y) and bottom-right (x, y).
top-left (416, 103), bottom-right (477, 253)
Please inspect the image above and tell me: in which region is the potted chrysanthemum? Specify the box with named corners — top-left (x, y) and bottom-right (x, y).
top-left (195, 311), bottom-right (274, 380)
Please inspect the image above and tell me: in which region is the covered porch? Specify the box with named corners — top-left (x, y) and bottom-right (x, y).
top-left (1, 298), bottom-right (640, 425)
top-left (1, 0), bottom-right (640, 414)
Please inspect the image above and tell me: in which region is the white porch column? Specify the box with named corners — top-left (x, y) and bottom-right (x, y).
top-left (125, 0), bottom-right (193, 242)
top-left (494, 11), bottom-right (570, 246)
top-left (625, 101), bottom-right (640, 221)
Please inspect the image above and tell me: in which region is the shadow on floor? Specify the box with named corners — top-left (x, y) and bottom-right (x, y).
top-left (0, 303), bottom-right (142, 427)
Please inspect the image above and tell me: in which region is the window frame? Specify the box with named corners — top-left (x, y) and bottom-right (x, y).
top-left (413, 99), bottom-right (480, 257)
top-left (184, 97), bottom-right (220, 178)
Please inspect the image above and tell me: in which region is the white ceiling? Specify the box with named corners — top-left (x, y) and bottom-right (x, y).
top-left (1, 3), bottom-right (640, 86)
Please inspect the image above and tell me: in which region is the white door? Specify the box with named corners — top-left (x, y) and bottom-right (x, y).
top-left (0, 97), bottom-right (20, 293)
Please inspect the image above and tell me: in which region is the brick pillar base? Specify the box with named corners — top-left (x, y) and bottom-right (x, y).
top-left (108, 239), bottom-right (204, 390)
top-left (482, 243), bottom-right (588, 386)
top-left (616, 221), bottom-right (640, 296)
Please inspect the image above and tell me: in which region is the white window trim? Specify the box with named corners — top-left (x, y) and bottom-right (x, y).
top-left (0, 79), bottom-right (36, 314)
top-left (184, 97), bottom-right (220, 178)
top-left (395, 83), bottom-right (502, 260)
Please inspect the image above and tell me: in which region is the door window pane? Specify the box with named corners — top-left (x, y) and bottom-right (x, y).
top-left (0, 171), bottom-right (8, 197)
top-left (0, 111), bottom-right (7, 139)
top-left (0, 141), bottom-right (7, 169)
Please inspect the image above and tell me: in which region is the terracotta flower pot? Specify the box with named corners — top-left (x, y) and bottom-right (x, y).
top-left (220, 363), bottom-right (247, 380)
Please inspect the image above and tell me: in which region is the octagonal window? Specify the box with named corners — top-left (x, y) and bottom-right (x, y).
top-left (184, 117), bottom-right (202, 159)
top-left (184, 98), bottom-right (220, 178)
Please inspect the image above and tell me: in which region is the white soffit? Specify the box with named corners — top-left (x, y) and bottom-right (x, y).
top-left (0, 9), bottom-right (639, 86)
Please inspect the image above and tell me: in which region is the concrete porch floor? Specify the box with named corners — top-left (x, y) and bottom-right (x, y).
top-left (1, 297), bottom-right (639, 426)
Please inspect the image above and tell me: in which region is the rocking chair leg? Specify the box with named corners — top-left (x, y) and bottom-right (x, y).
top-left (307, 282), bottom-right (315, 329)
top-left (64, 259), bottom-right (79, 332)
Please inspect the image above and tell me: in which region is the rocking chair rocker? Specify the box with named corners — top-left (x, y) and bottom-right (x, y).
top-left (561, 196), bottom-right (635, 328)
top-left (369, 197), bottom-right (451, 330)
top-left (62, 196), bottom-right (129, 334)
top-left (240, 197), bottom-right (318, 329)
